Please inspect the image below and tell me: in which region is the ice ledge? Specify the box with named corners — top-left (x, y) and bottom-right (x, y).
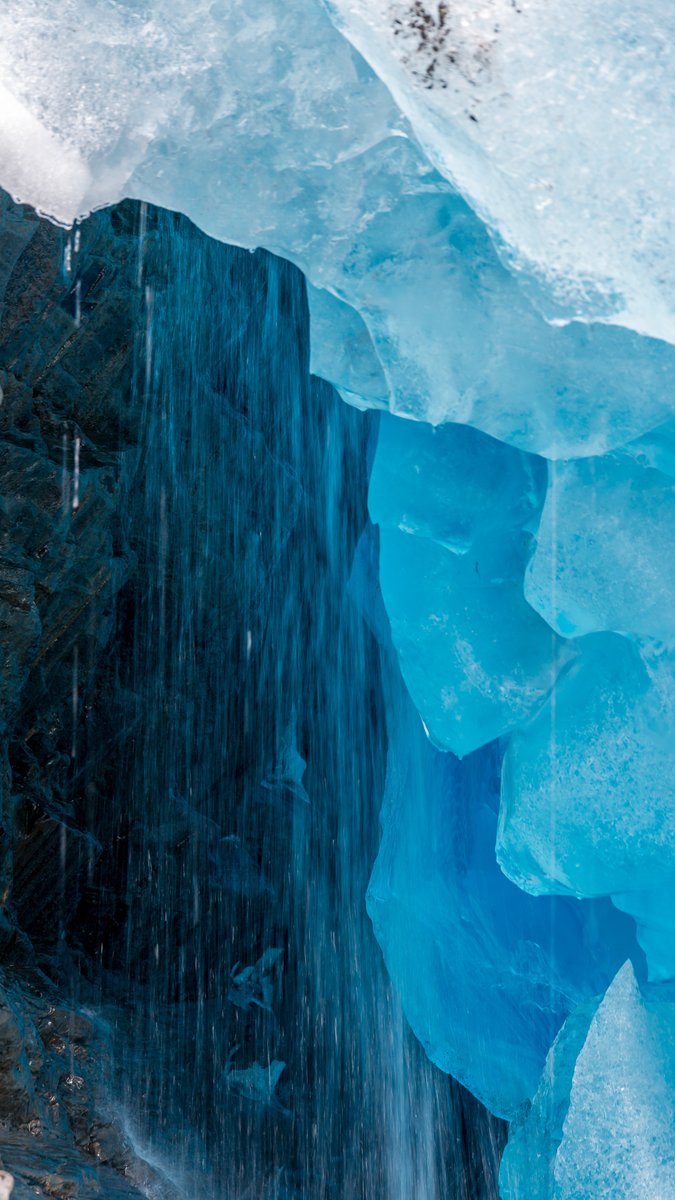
top-left (322, 0), bottom-right (675, 343)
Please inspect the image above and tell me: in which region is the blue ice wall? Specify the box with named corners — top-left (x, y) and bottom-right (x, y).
top-left (350, 526), bottom-right (643, 1121)
top-left (358, 351), bottom-right (675, 1189)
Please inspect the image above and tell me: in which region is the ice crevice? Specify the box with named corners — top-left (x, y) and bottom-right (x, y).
top-left (1, 1), bottom-right (674, 1195)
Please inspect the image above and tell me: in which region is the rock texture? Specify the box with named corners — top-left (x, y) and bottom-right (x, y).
top-left (0, 192), bottom-right (177, 1197)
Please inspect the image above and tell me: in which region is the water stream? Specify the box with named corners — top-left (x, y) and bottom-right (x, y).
top-left (58, 202), bottom-right (503, 1198)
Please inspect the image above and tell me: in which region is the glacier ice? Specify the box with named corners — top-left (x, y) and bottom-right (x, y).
top-left (370, 414), bottom-right (546, 554)
top-left (370, 415), bottom-right (573, 755)
top-left (525, 455), bottom-right (675, 638)
top-left (364, 624), bottom-right (642, 1118)
top-left (626, 417), bottom-right (675, 478)
top-left (306, 284), bottom-right (389, 412)
top-left (498, 998), bottom-right (596, 1200)
top-left (1, 1), bottom-right (674, 1195)
top-left (377, 526), bottom-right (568, 757)
top-left (303, 182), bottom-right (675, 457)
top-left (500, 962), bottom-right (675, 1199)
top-left (612, 889), bottom-right (675, 986)
top-left (325, 0), bottom-right (675, 343)
top-left (554, 967), bottom-right (675, 1199)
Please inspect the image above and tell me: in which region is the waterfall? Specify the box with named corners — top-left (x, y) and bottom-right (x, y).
top-left (0, 192), bottom-right (503, 1196)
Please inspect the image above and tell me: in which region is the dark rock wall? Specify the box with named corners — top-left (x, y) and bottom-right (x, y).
top-left (0, 194), bottom-right (182, 1197)
top-left (0, 192), bottom-right (504, 1199)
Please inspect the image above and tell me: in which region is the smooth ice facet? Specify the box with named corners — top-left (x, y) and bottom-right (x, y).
top-left (498, 636), bottom-right (675, 899)
top-left (306, 283), bottom-right (388, 411)
top-left (1, 4), bottom-right (675, 457)
top-left (525, 455), bottom-right (675, 638)
top-left (500, 962), bottom-right (675, 1199)
top-left (367, 671), bottom-right (642, 1119)
top-left (612, 889), bottom-right (675, 985)
top-left (370, 414), bottom-right (546, 553)
top-left (626, 417), bottom-right (675, 478)
top-left (371, 418), bottom-right (567, 756)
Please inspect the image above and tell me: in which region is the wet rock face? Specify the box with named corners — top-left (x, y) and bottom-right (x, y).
top-left (0, 193), bottom-right (176, 1196)
top-left (0, 192), bottom-right (141, 941)
top-left (0, 991), bottom-right (178, 1199)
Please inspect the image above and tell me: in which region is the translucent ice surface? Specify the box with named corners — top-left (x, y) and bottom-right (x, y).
top-left (498, 636), bottom-right (675, 900)
top-left (370, 416), bottom-right (571, 754)
top-left (366, 644), bottom-right (642, 1119)
top-left (2, 0), bottom-right (674, 1190)
top-left (370, 415), bottom-right (546, 554)
top-left (626, 417), bottom-right (675, 478)
top-left (325, 0), bottom-right (675, 343)
top-left (612, 889), bottom-right (675, 985)
top-left (378, 525), bottom-right (567, 755)
top-left (525, 455), bottom-right (675, 639)
top-left (501, 962), bottom-right (675, 1199)
top-left (2, 2), bottom-right (675, 458)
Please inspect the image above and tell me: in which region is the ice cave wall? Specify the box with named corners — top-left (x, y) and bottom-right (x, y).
top-left (1, 2), bottom-right (675, 1197)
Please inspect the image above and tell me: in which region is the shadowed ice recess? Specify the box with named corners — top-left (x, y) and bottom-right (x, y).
top-left (0, 1), bottom-right (674, 1197)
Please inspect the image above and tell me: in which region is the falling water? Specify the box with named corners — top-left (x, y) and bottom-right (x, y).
top-left (49, 202), bottom-right (505, 1197)
top-left (2, 2), bottom-right (674, 1189)
top-left (0, 187), bottom-right (504, 1195)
